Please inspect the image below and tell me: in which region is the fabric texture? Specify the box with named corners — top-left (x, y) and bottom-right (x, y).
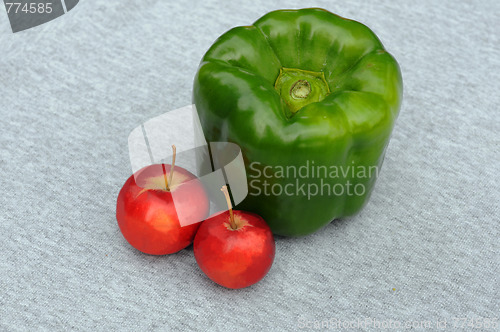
top-left (0, 0), bottom-right (498, 330)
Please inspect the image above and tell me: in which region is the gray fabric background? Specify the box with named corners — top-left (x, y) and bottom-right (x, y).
top-left (1, 0), bottom-right (498, 331)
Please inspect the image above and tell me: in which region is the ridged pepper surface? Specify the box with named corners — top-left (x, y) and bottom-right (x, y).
top-left (193, 8), bottom-right (403, 236)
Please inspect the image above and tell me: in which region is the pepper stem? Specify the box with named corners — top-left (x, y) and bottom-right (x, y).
top-left (274, 67), bottom-right (330, 115)
top-left (221, 185), bottom-right (236, 230)
top-left (290, 80), bottom-right (311, 99)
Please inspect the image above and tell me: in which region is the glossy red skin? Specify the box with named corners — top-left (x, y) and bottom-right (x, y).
top-left (194, 210), bottom-right (275, 289)
top-left (116, 164), bottom-right (209, 255)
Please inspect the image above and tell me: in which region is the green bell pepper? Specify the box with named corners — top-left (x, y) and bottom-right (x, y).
top-left (193, 8), bottom-right (403, 236)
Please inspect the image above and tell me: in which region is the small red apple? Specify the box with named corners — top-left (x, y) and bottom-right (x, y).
top-left (116, 145), bottom-right (209, 255)
top-left (194, 186), bottom-right (275, 289)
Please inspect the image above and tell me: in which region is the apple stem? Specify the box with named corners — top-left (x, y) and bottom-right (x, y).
top-left (166, 145), bottom-right (176, 191)
top-left (221, 185), bottom-right (236, 230)
top-left (162, 164), bottom-right (170, 191)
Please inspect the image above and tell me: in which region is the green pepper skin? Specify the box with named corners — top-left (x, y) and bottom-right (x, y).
top-left (193, 8), bottom-right (402, 236)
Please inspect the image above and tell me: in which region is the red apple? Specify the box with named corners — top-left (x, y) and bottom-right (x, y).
top-left (194, 186), bottom-right (275, 289)
top-left (116, 146), bottom-right (209, 255)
